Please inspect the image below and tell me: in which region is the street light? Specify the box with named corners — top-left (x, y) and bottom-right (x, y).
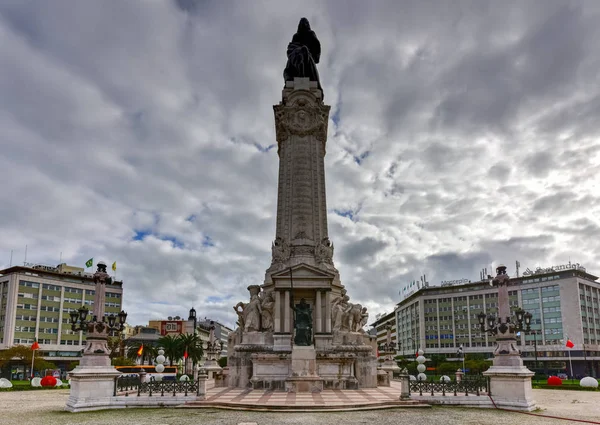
top-left (477, 301), bottom-right (532, 335)
top-left (457, 344), bottom-right (466, 374)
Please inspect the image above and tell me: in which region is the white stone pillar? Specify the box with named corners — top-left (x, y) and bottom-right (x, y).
top-left (284, 290), bottom-right (290, 333)
top-left (315, 290), bottom-right (322, 333)
top-left (325, 291), bottom-right (332, 333)
top-left (274, 290), bottom-right (281, 332)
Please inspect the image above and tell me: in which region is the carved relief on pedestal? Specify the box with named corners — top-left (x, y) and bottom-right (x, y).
top-left (274, 93), bottom-right (330, 148)
top-left (271, 237), bottom-right (291, 266)
top-left (315, 237), bottom-right (334, 265)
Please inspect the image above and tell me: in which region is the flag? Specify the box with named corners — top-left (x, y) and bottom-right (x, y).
top-left (31, 341), bottom-right (40, 351)
top-left (566, 339), bottom-right (574, 348)
top-left (184, 349), bottom-right (188, 359)
top-left (137, 344), bottom-right (143, 356)
top-left (376, 348), bottom-right (380, 358)
top-left (85, 258), bottom-right (93, 268)
top-left (112, 261), bottom-right (117, 272)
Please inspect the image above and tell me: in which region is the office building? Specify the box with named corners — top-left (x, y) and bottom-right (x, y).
top-left (395, 264), bottom-right (599, 377)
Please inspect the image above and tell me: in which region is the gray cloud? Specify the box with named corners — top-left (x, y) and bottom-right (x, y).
top-left (1, 0), bottom-right (599, 327)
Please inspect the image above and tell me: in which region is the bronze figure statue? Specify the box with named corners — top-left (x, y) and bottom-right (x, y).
top-left (284, 18), bottom-right (322, 93)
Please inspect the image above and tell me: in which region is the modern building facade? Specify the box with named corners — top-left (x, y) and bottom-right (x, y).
top-left (198, 318), bottom-right (232, 357)
top-left (395, 265), bottom-right (599, 377)
top-left (0, 263), bottom-right (124, 373)
top-left (369, 311), bottom-right (397, 350)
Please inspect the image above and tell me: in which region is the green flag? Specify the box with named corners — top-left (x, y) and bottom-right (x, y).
top-left (85, 258), bottom-right (93, 268)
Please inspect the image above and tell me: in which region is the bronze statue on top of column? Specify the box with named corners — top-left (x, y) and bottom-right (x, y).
top-left (283, 18), bottom-right (323, 94)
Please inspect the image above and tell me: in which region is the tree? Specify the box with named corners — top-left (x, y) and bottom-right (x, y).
top-left (177, 334), bottom-right (204, 374)
top-left (157, 335), bottom-right (182, 366)
top-left (125, 341), bottom-right (157, 365)
top-left (0, 345), bottom-right (56, 377)
top-left (107, 336), bottom-right (122, 359)
top-left (111, 356), bottom-right (135, 366)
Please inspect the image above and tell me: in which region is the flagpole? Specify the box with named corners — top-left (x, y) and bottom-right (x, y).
top-left (31, 349), bottom-right (35, 379)
top-left (568, 348), bottom-right (573, 381)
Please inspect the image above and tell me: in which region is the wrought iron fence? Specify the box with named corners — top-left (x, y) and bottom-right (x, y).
top-left (408, 378), bottom-right (489, 396)
top-left (114, 376), bottom-right (200, 397)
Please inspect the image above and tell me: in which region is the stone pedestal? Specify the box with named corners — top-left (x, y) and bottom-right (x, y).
top-left (274, 333), bottom-right (292, 351)
top-left (398, 372), bottom-right (410, 400)
top-left (250, 353), bottom-right (290, 390)
top-left (65, 365), bottom-right (121, 412)
top-left (380, 358), bottom-right (400, 382)
top-left (286, 345), bottom-right (323, 392)
top-left (377, 369), bottom-right (390, 386)
top-left (202, 358), bottom-right (222, 380)
top-left (483, 365), bottom-right (535, 411)
top-left (196, 369), bottom-right (208, 400)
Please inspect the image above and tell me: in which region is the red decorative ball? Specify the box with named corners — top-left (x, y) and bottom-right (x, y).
top-left (40, 376), bottom-right (57, 387)
top-left (547, 376), bottom-right (562, 386)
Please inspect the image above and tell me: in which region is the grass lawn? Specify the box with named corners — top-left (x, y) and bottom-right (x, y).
top-left (0, 379), bottom-right (70, 391)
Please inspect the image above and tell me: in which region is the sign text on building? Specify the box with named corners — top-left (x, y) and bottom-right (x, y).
top-left (160, 321), bottom-right (183, 336)
top-left (522, 262), bottom-right (585, 277)
top-left (440, 279), bottom-right (469, 286)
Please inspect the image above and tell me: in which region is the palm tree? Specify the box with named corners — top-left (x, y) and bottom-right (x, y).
top-left (125, 341), bottom-right (157, 365)
top-left (177, 333), bottom-right (204, 374)
top-left (157, 334), bottom-right (182, 366)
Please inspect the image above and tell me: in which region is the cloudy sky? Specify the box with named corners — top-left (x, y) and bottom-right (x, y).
top-left (1, 0), bottom-right (599, 329)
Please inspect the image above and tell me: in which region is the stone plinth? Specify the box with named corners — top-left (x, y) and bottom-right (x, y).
top-left (483, 365), bottom-right (535, 411)
top-left (243, 331), bottom-right (274, 346)
top-left (202, 358), bottom-right (223, 380)
top-left (380, 358), bottom-right (401, 382)
top-left (286, 345), bottom-right (323, 392)
top-left (377, 369), bottom-right (390, 386)
top-left (65, 365), bottom-right (121, 412)
top-left (250, 352), bottom-right (290, 390)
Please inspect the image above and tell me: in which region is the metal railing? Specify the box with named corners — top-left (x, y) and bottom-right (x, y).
top-left (114, 376), bottom-right (201, 397)
top-left (407, 378), bottom-right (489, 397)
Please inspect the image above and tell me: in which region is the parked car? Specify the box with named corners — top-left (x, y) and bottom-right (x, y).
top-left (557, 373), bottom-right (568, 380)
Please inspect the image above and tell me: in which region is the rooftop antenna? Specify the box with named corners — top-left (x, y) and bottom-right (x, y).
top-left (516, 260), bottom-right (520, 277)
top-left (9, 250), bottom-right (13, 267)
top-left (23, 245), bottom-right (27, 266)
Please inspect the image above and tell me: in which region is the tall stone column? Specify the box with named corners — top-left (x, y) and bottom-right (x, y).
top-left (325, 291), bottom-right (332, 333)
top-left (284, 290), bottom-right (291, 333)
top-left (315, 290), bottom-right (322, 333)
top-left (274, 290), bottom-right (281, 333)
top-left (272, 78), bottom-right (332, 265)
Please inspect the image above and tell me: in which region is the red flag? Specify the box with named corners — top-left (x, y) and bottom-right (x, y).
top-left (184, 349), bottom-right (188, 359)
top-left (137, 344), bottom-right (143, 356)
top-left (31, 341), bottom-right (40, 351)
top-left (566, 340), bottom-right (574, 348)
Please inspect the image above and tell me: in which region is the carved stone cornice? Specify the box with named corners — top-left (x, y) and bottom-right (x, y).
top-left (274, 90), bottom-right (330, 153)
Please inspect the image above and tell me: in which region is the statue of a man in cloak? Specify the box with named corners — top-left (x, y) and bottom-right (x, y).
top-left (283, 18), bottom-right (323, 93)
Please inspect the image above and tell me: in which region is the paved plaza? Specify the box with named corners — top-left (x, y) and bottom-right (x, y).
top-left (1, 389), bottom-right (599, 425)
top-left (182, 380), bottom-right (423, 410)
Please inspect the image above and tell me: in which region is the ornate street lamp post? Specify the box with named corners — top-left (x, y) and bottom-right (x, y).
top-left (480, 264), bottom-right (536, 411)
top-left (477, 265), bottom-right (532, 361)
top-left (66, 261), bottom-right (128, 412)
top-left (201, 321), bottom-right (223, 379)
top-left (69, 261), bottom-right (127, 364)
top-left (378, 324), bottom-right (398, 360)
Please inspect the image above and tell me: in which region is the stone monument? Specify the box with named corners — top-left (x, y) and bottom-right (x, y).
top-left (227, 18), bottom-right (377, 392)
